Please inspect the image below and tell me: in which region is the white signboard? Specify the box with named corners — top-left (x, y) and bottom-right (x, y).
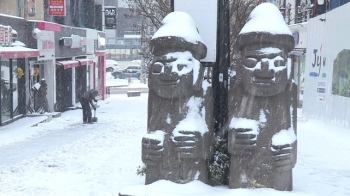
top-left (303, 3), bottom-right (350, 127)
top-left (37, 30), bottom-right (55, 60)
top-left (175, 0), bottom-right (217, 62)
top-left (317, 80), bottom-right (326, 102)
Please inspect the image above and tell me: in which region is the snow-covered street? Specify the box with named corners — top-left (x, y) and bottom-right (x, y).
top-left (0, 78), bottom-right (349, 195)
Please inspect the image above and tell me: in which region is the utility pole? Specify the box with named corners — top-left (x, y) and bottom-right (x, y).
top-left (171, 0), bottom-right (174, 11)
top-left (213, 0), bottom-right (230, 136)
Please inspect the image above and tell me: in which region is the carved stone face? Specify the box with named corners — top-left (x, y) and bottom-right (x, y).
top-left (149, 51), bottom-right (200, 99)
top-left (240, 45), bottom-right (290, 96)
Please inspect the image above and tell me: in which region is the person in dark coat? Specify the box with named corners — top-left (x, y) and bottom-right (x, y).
top-left (80, 89), bottom-right (98, 124)
top-left (37, 78), bottom-right (50, 113)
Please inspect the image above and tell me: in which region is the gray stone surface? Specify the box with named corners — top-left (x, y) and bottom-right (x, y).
top-left (226, 3), bottom-right (298, 191)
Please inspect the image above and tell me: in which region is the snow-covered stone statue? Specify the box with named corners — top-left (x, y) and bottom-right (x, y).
top-left (142, 11), bottom-right (213, 185)
top-left (227, 3), bottom-right (297, 191)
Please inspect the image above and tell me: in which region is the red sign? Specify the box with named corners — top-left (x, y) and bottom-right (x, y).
top-left (36, 21), bottom-right (61, 32)
top-left (48, 0), bottom-right (66, 16)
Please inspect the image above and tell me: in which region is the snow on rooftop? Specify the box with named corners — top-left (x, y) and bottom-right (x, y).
top-left (0, 46), bottom-right (38, 52)
top-left (239, 3), bottom-right (292, 35)
top-left (151, 11), bottom-right (204, 44)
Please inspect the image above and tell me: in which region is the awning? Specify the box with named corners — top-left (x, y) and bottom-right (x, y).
top-left (289, 48), bottom-right (306, 56)
top-left (0, 46), bottom-right (40, 58)
top-left (56, 59), bottom-right (94, 69)
top-left (77, 59), bottom-right (94, 65)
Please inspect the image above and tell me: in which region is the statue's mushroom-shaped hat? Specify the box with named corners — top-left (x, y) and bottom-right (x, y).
top-left (150, 11), bottom-right (207, 60)
top-left (237, 3), bottom-right (295, 53)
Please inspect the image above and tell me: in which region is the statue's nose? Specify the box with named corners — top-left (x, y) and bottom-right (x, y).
top-left (254, 60), bottom-right (274, 79)
top-left (261, 60), bottom-right (270, 72)
top-left (164, 64), bottom-right (172, 74)
top-left (158, 64), bottom-right (179, 80)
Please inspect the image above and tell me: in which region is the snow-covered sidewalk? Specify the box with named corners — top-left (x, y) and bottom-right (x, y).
top-left (0, 93), bottom-right (147, 195)
top-left (0, 92), bottom-right (349, 196)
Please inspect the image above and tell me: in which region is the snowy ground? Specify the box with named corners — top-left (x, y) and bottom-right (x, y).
top-left (0, 75), bottom-right (349, 196)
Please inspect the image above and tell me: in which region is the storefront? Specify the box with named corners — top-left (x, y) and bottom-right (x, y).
top-left (54, 25), bottom-right (93, 112)
top-left (0, 21), bottom-right (40, 126)
top-left (289, 22), bottom-right (308, 108)
top-left (25, 21), bottom-right (61, 113)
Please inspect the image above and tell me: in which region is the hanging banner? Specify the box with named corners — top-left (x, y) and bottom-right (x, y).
top-left (48, 0), bottom-right (66, 16)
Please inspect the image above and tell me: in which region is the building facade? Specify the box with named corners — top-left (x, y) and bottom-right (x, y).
top-left (0, 15), bottom-right (40, 126)
top-left (0, 0), bottom-right (106, 126)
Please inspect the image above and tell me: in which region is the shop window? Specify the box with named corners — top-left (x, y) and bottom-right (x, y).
top-left (1, 59), bottom-right (20, 123)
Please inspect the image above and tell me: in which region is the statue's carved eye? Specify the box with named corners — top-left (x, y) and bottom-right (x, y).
top-left (177, 64), bottom-right (186, 71)
top-left (273, 56), bottom-right (285, 67)
top-left (274, 59), bottom-right (285, 67)
top-left (243, 58), bottom-right (257, 68)
top-left (152, 62), bottom-right (163, 73)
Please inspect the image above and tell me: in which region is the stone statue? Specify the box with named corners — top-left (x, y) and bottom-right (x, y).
top-left (141, 11), bottom-right (214, 185)
top-left (227, 3), bottom-right (297, 191)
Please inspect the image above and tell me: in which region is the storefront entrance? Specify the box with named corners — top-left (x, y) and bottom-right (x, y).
top-left (0, 59), bottom-right (22, 123)
top-left (55, 66), bottom-right (72, 112)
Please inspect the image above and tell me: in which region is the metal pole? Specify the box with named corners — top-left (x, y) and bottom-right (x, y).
top-left (297, 56), bottom-right (301, 107)
top-left (213, 0), bottom-right (230, 135)
top-left (9, 59), bottom-right (13, 118)
top-left (171, 0), bottom-right (174, 12)
top-left (0, 57), bottom-right (2, 125)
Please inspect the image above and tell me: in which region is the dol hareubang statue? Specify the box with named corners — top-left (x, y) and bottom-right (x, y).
top-left (227, 3), bottom-right (297, 191)
top-left (142, 11), bottom-right (213, 185)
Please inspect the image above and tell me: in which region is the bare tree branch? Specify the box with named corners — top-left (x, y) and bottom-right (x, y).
top-left (126, 0), bottom-right (258, 62)
top-left (230, 0), bottom-right (258, 60)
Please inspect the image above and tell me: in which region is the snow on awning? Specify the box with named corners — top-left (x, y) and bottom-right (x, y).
top-left (56, 59), bottom-right (93, 69)
top-left (0, 46), bottom-right (40, 58)
top-left (77, 59), bottom-right (93, 66)
top-left (289, 48), bottom-right (306, 56)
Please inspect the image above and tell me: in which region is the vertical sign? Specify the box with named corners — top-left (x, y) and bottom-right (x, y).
top-left (105, 7), bottom-right (117, 29)
top-left (37, 31), bottom-right (55, 61)
top-left (48, 0), bottom-right (66, 16)
top-left (317, 80), bottom-right (326, 102)
top-left (0, 25), bottom-right (5, 44)
top-left (0, 25), bottom-right (12, 45)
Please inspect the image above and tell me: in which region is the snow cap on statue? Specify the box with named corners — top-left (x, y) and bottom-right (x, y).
top-left (236, 3), bottom-right (295, 53)
top-left (150, 11), bottom-right (207, 60)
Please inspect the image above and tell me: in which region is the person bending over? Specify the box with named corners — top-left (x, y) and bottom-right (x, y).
top-left (80, 89), bottom-right (98, 124)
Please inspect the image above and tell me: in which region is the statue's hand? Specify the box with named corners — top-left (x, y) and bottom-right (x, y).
top-left (173, 130), bottom-right (203, 159)
top-left (142, 137), bottom-right (163, 165)
top-left (271, 143), bottom-right (295, 172)
top-left (228, 128), bottom-right (257, 156)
